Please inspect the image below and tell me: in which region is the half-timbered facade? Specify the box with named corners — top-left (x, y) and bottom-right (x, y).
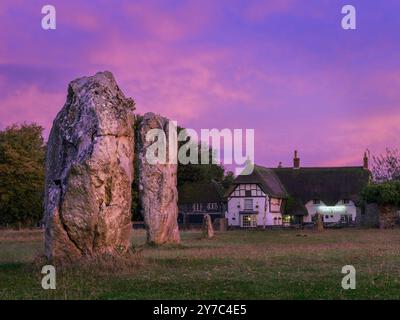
top-left (225, 151), bottom-right (370, 228)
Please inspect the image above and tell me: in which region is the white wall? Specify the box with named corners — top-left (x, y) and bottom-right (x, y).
top-left (304, 200), bottom-right (357, 223)
top-left (226, 194), bottom-right (283, 227)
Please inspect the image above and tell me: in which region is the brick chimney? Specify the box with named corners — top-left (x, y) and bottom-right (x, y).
top-left (363, 151), bottom-right (369, 170)
top-left (293, 150), bottom-right (300, 169)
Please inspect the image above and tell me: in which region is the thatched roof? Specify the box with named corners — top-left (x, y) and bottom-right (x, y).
top-left (179, 181), bottom-right (225, 204)
top-left (225, 165), bottom-right (370, 215)
top-left (272, 166), bottom-right (370, 206)
top-left (225, 165), bottom-right (288, 198)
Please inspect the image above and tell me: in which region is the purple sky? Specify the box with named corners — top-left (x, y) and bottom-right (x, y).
top-left (1, 0), bottom-right (399, 168)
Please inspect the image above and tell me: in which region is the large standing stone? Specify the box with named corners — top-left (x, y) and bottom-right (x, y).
top-left (137, 113), bottom-right (180, 245)
top-left (44, 71), bottom-right (135, 261)
top-left (202, 214), bottom-right (214, 239)
top-left (315, 213), bottom-right (324, 232)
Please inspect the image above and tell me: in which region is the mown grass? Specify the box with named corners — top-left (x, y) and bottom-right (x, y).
top-left (1, 228), bottom-right (400, 299)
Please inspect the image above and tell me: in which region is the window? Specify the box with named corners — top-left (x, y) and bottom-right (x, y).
top-left (193, 203), bottom-right (202, 212)
top-left (340, 214), bottom-right (352, 224)
top-left (343, 199), bottom-right (350, 205)
top-left (207, 203), bottom-right (218, 210)
top-left (244, 199), bottom-right (253, 211)
top-left (282, 215), bottom-right (292, 226)
top-left (241, 214), bottom-right (257, 228)
top-left (313, 199), bottom-right (321, 205)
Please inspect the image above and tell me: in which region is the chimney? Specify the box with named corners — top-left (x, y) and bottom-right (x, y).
top-left (363, 151), bottom-right (369, 170)
top-left (293, 150), bottom-right (300, 169)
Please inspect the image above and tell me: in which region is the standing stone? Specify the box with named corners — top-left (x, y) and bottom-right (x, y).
top-left (137, 113), bottom-right (180, 245)
top-left (44, 71), bottom-right (135, 261)
top-left (315, 213), bottom-right (324, 232)
top-left (219, 218), bottom-right (228, 232)
top-left (203, 214), bottom-right (214, 239)
top-left (378, 204), bottom-right (398, 229)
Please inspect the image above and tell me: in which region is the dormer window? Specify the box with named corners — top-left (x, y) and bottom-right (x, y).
top-left (343, 199), bottom-right (350, 205)
top-left (207, 203), bottom-right (218, 210)
top-left (313, 199), bottom-right (321, 205)
top-left (193, 203), bottom-right (202, 212)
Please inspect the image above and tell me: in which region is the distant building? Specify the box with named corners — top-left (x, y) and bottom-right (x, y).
top-left (178, 181), bottom-right (226, 228)
top-left (225, 151), bottom-right (371, 228)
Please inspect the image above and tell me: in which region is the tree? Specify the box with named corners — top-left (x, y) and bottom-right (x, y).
top-left (0, 123), bottom-right (46, 227)
top-left (221, 171), bottom-right (235, 189)
top-left (372, 148), bottom-right (400, 182)
top-left (130, 122), bottom-right (233, 221)
top-left (177, 127), bottom-right (226, 186)
top-left (362, 181), bottom-right (400, 207)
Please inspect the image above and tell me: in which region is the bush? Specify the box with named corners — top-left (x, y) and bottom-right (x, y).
top-left (361, 181), bottom-right (400, 206)
top-left (0, 123), bottom-right (45, 227)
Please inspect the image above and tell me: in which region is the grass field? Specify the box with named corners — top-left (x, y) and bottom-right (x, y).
top-left (1, 228), bottom-right (400, 299)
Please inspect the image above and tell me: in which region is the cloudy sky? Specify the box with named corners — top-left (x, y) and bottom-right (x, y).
top-left (0, 0), bottom-right (399, 168)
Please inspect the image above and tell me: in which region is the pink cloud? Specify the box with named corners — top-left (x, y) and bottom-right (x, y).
top-left (88, 36), bottom-right (253, 124)
top-left (0, 85), bottom-right (64, 136)
top-left (244, 0), bottom-right (298, 21)
top-left (122, 1), bottom-right (218, 42)
top-left (322, 112), bottom-right (400, 166)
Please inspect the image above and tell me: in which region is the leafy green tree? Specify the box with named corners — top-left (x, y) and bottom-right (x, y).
top-left (362, 181), bottom-right (400, 206)
top-left (0, 123), bottom-right (45, 227)
top-left (177, 127), bottom-right (225, 186)
top-left (221, 171), bottom-right (235, 190)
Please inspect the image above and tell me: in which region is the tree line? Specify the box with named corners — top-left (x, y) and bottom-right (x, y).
top-left (0, 123), bottom-right (234, 227)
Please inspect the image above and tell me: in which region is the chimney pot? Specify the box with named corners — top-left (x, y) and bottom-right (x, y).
top-left (363, 151), bottom-right (369, 170)
top-left (293, 150), bottom-right (300, 169)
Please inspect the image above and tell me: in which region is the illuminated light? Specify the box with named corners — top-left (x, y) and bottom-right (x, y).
top-left (317, 205), bottom-right (346, 214)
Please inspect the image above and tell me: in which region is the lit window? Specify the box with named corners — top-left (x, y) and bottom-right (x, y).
top-left (241, 214), bottom-right (257, 228)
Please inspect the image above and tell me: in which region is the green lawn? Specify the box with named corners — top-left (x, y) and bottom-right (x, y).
top-left (1, 228), bottom-right (400, 299)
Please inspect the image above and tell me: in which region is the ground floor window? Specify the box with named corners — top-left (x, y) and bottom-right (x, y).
top-left (241, 214), bottom-right (257, 228)
top-left (340, 214), bottom-right (352, 223)
top-left (282, 215), bottom-right (292, 226)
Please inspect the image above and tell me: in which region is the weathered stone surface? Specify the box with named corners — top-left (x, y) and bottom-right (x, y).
top-left (218, 218), bottom-right (228, 232)
top-left (315, 213), bottom-right (324, 232)
top-left (378, 204), bottom-right (398, 229)
top-left (203, 214), bottom-right (214, 239)
top-left (44, 71), bottom-right (135, 261)
top-left (137, 113), bottom-right (180, 245)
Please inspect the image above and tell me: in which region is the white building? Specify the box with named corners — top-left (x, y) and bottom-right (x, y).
top-left (225, 151), bottom-right (370, 228)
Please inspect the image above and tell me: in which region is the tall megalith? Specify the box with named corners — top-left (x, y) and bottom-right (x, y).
top-left (44, 71), bottom-right (135, 261)
top-left (137, 113), bottom-right (180, 245)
